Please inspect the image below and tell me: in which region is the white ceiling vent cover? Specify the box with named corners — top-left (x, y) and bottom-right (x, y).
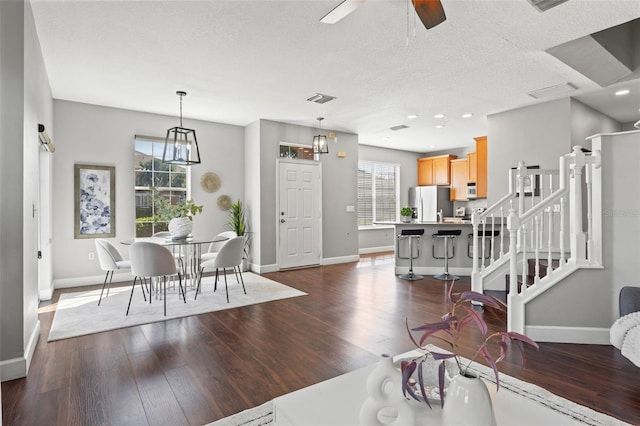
top-left (527, 0), bottom-right (570, 12)
top-left (527, 82), bottom-right (577, 99)
top-left (306, 93), bottom-right (337, 104)
top-left (390, 125), bottom-right (410, 131)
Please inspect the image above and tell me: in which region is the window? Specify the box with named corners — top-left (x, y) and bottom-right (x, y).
top-left (357, 160), bottom-right (400, 227)
top-left (134, 137), bottom-right (189, 237)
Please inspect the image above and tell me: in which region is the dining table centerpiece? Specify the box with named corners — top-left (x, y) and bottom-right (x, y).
top-left (402, 283), bottom-right (539, 425)
top-left (152, 188), bottom-right (203, 239)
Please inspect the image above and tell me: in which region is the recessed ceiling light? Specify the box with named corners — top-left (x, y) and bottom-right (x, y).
top-left (434, 114), bottom-right (445, 119)
top-left (462, 113), bottom-right (473, 118)
top-left (435, 124), bottom-right (445, 129)
top-left (384, 137), bottom-right (390, 140)
top-left (429, 145), bottom-right (436, 148)
top-left (407, 114), bottom-right (418, 119)
top-left (615, 89), bottom-right (630, 96)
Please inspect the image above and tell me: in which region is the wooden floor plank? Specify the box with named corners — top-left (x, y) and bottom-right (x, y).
top-left (2, 253), bottom-right (640, 425)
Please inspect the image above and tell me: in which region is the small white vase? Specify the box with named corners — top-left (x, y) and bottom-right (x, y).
top-left (441, 370), bottom-right (496, 426)
top-left (359, 354), bottom-right (415, 426)
top-left (401, 215), bottom-right (412, 223)
top-left (168, 217), bottom-right (193, 239)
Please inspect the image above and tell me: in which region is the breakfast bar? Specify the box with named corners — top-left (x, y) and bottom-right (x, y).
top-left (377, 220), bottom-right (505, 278)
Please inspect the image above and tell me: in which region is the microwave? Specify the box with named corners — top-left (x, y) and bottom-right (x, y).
top-left (467, 183), bottom-right (477, 199)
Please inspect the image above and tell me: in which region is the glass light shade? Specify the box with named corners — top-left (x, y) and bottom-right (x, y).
top-left (163, 126), bottom-right (201, 165)
top-left (313, 134), bottom-right (329, 154)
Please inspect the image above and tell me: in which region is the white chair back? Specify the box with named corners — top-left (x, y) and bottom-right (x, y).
top-left (95, 239), bottom-right (122, 271)
top-left (207, 231), bottom-right (237, 253)
top-left (212, 236), bottom-right (245, 269)
top-left (130, 242), bottom-right (177, 277)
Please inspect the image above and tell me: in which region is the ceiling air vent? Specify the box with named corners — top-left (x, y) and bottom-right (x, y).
top-left (390, 124), bottom-right (410, 131)
top-left (306, 93), bottom-right (337, 104)
top-left (527, 0), bottom-right (570, 12)
top-left (527, 82), bottom-right (577, 99)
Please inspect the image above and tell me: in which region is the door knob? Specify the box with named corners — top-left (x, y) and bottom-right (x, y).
top-left (280, 219), bottom-right (286, 223)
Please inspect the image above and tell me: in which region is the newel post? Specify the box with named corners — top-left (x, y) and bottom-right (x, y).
top-left (569, 145), bottom-right (587, 264)
top-left (507, 207), bottom-right (523, 334)
top-left (471, 211), bottom-right (481, 294)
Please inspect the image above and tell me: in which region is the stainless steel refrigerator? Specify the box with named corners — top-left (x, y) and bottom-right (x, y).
top-left (408, 186), bottom-right (453, 222)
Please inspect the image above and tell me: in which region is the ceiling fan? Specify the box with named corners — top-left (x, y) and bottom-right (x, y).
top-left (320, 0), bottom-right (447, 30)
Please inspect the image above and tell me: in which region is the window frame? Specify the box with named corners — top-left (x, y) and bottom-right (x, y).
top-left (357, 159), bottom-right (401, 229)
top-left (134, 135), bottom-right (191, 237)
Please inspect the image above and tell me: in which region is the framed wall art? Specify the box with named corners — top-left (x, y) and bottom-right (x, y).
top-left (74, 164), bottom-right (116, 238)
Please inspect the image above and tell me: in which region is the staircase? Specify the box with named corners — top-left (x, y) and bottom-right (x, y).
top-left (470, 145), bottom-right (603, 336)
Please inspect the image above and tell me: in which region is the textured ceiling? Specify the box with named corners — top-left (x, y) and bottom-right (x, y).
top-left (31, 0), bottom-right (640, 153)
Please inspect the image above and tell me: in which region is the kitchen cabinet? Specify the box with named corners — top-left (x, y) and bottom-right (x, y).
top-left (474, 136), bottom-right (488, 198)
top-left (468, 151), bottom-right (477, 183)
top-left (417, 154), bottom-right (456, 186)
top-left (450, 158), bottom-right (469, 201)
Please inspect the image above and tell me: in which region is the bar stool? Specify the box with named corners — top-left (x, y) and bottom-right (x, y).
top-left (432, 229), bottom-right (461, 281)
top-left (397, 229), bottom-right (425, 280)
top-left (467, 230), bottom-right (500, 259)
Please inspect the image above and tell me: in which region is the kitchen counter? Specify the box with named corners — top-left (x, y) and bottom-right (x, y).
top-left (378, 221), bottom-right (505, 277)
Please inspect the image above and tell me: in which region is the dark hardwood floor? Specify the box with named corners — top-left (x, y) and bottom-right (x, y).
top-left (3, 252), bottom-right (639, 425)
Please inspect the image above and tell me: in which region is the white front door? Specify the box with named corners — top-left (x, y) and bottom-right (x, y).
top-left (277, 160), bottom-right (321, 269)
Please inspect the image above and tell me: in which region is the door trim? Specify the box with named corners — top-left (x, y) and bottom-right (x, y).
top-left (276, 158), bottom-right (322, 270)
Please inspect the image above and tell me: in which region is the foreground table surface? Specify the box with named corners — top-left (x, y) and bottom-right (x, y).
top-left (273, 354), bottom-right (586, 426)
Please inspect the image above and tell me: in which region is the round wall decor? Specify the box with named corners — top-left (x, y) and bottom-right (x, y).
top-left (200, 172), bottom-right (221, 193)
top-left (217, 194), bottom-right (232, 211)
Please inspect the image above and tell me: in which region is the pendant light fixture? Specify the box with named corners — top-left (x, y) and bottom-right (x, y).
top-left (163, 90), bottom-right (201, 165)
top-left (313, 117), bottom-right (329, 155)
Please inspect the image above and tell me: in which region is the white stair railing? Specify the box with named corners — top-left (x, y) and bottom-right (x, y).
top-left (471, 146), bottom-right (602, 334)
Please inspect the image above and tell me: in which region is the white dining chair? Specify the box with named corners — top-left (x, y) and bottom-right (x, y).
top-left (196, 236), bottom-right (246, 303)
top-left (95, 239), bottom-right (133, 305)
top-left (200, 231), bottom-right (237, 262)
top-left (128, 242), bottom-right (186, 316)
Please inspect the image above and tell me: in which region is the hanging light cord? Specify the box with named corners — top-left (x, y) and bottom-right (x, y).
top-left (179, 93), bottom-right (184, 127)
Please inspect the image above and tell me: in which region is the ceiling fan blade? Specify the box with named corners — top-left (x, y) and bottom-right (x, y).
top-left (412, 0), bottom-right (447, 29)
top-left (320, 0), bottom-right (368, 24)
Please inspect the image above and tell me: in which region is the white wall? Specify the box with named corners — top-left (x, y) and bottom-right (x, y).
top-left (570, 98), bottom-right (620, 150)
top-left (487, 98), bottom-right (572, 205)
top-left (0, 0), bottom-right (52, 382)
top-left (52, 100), bottom-right (244, 283)
top-left (253, 120), bottom-right (360, 268)
top-left (357, 144), bottom-right (421, 252)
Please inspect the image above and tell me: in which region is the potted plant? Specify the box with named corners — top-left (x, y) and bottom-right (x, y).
top-left (401, 283), bottom-right (538, 423)
top-left (400, 206), bottom-right (413, 223)
top-left (228, 199), bottom-right (250, 267)
top-left (151, 188), bottom-right (203, 238)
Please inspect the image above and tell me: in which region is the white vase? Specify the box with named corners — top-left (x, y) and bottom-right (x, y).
top-left (441, 370), bottom-right (496, 426)
top-left (359, 354), bottom-right (415, 426)
top-left (401, 215), bottom-right (412, 223)
top-left (168, 217), bottom-right (193, 239)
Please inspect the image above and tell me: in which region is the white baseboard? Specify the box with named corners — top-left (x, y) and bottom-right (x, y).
top-left (359, 246), bottom-right (394, 255)
top-left (323, 255), bottom-right (360, 265)
top-left (252, 263), bottom-right (279, 274)
top-left (525, 325), bottom-right (611, 344)
top-left (53, 272), bottom-right (134, 290)
top-left (0, 320), bottom-right (40, 382)
top-left (25, 320), bottom-right (40, 375)
top-left (39, 287), bottom-right (54, 301)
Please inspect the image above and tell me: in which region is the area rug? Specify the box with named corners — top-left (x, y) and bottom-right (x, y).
top-left (205, 351), bottom-right (629, 426)
top-left (48, 273), bottom-right (306, 341)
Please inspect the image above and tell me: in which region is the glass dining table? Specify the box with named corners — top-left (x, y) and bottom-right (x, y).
top-left (121, 234), bottom-right (229, 292)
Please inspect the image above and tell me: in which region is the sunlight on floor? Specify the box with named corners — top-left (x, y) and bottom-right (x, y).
top-left (357, 252), bottom-right (395, 268)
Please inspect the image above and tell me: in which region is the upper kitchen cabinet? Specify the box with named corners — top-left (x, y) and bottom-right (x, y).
top-left (450, 158), bottom-right (469, 201)
top-left (417, 154), bottom-right (456, 186)
top-left (474, 136), bottom-right (488, 198)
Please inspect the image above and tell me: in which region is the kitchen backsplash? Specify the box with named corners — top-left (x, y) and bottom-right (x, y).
top-left (453, 198), bottom-right (488, 216)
